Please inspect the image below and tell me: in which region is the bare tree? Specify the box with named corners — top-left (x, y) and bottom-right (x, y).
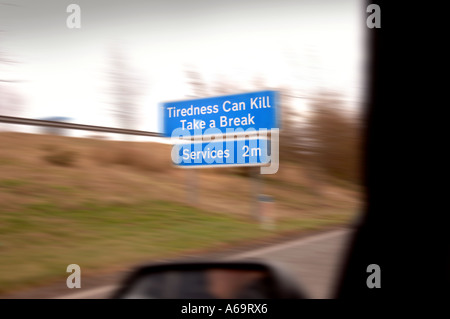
top-left (278, 89), bottom-right (302, 162)
top-left (0, 45), bottom-right (25, 119)
top-left (184, 65), bottom-right (208, 98)
top-left (107, 49), bottom-right (143, 132)
top-left (0, 84), bottom-right (24, 116)
top-left (0, 4), bottom-right (26, 126)
top-left (306, 91), bottom-right (362, 185)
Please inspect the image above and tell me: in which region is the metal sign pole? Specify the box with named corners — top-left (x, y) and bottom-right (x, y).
top-left (187, 169), bottom-right (198, 206)
top-left (251, 167), bottom-right (261, 221)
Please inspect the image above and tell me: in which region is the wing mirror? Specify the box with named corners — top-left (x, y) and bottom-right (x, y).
top-left (111, 260), bottom-right (308, 299)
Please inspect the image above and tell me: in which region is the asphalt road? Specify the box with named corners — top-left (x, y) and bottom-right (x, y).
top-left (56, 228), bottom-right (353, 299)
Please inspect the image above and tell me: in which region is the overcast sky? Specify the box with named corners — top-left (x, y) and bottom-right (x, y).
top-left (0, 0), bottom-right (367, 138)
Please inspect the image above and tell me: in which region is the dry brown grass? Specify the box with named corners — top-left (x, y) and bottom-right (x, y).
top-left (0, 133), bottom-right (178, 210)
top-left (0, 131), bottom-right (362, 218)
top-left (90, 141), bottom-right (172, 172)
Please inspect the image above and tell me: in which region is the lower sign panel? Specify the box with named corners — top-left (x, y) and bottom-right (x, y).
top-left (172, 137), bottom-right (270, 167)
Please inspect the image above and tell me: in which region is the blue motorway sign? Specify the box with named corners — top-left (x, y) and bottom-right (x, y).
top-left (171, 137), bottom-right (269, 168)
top-left (162, 90), bottom-right (278, 137)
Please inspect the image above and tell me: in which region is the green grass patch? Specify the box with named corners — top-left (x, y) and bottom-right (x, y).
top-left (0, 179), bottom-right (29, 189)
top-left (0, 200), bottom-right (353, 294)
top-left (0, 157), bottom-right (18, 166)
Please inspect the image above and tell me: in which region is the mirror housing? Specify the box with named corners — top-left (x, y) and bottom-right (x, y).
top-left (111, 260), bottom-right (308, 299)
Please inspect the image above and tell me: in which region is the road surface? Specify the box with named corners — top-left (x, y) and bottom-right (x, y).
top-left (56, 228), bottom-right (353, 299)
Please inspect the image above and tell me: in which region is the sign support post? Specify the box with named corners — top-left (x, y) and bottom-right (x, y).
top-left (187, 169), bottom-right (198, 206)
top-left (251, 166), bottom-right (261, 221)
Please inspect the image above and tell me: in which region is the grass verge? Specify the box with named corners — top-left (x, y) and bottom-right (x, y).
top-left (0, 200), bottom-right (355, 294)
